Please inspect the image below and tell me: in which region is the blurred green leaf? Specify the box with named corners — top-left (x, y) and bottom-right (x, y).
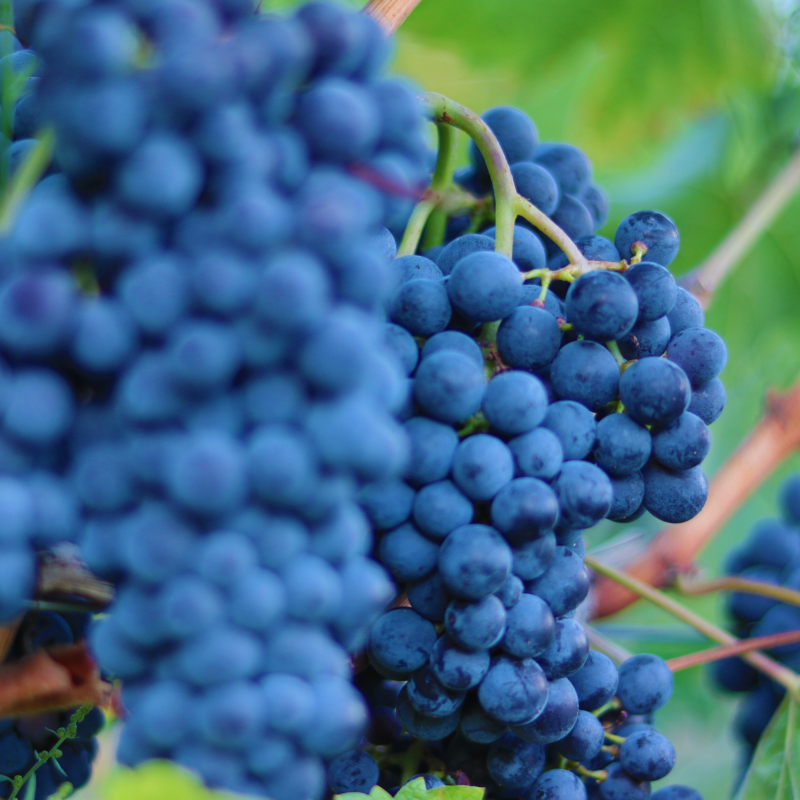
top-left (427, 786), bottom-right (484, 800)
top-left (737, 695), bottom-right (800, 800)
top-left (396, 0), bottom-right (779, 166)
top-left (335, 788), bottom-right (395, 800)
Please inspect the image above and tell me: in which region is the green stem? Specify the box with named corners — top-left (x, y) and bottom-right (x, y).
top-left (0, 128), bottom-right (55, 232)
top-left (604, 732), bottom-right (625, 745)
top-left (606, 340), bottom-right (626, 369)
top-left (421, 207), bottom-right (447, 252)
top-left (421, 93), bottom-right (518, 258)
top-left (397, 122), bottom-right (459, 257)
top-left (7, 705), bottom-right (92, 800)
top-left (591, 698), bottom-right (622, 718)
top-left (514, 195), bottom-right (586, 266)
top-left (585, 555), bottom-right (800, 699)
top-left (677, 574), bottom-right (800, 608)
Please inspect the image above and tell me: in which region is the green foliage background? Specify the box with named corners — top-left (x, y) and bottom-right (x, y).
top-left (77, 0), bottom-right (800, 797)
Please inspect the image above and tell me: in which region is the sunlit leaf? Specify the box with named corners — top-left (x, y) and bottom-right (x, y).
top-left (737, 694), bottom-right (800, 800)
top-left (395, 777), bottom-right (429, 800)
top-left (427, 785), bottom-right (485, 800)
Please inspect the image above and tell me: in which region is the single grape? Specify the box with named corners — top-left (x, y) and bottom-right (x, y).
top-left (617, 654), bottom-right (673, 714)
top-left (624, 262), bottom-right (677, 321)
top-left (445, 595), bottom-right (507, 651)
top-left (615, 210), bottom-right (680, 267)
top-left (565, 271), bottom-right (638, 341)
top-left (620, 729), bottom-right (676, 781)
top-left (478, 658), bottom-right (549, 725)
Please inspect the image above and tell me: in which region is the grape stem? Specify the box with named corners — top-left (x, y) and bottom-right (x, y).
top-left (0, 129), bottom-right (55, 232)
top-left (604, 732), bottom-right (626, 745)
top-left (676, 573), bottom-right (800, 607)
top-left (584, 624), bottom-right (633, 665)
top-left (591, 376), bottom-right (800, 619)
top-left (397, 122), bottom-right (459, 257)
top-left (666, 628), bottom-right (800, 673)
top-left (6, 704), bottom-right (91, 800)
top-left (585, 555), bottom-right (800, 699)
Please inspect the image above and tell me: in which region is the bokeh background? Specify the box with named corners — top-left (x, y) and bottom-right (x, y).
top-left (76, 0), bottom-right (800, 796)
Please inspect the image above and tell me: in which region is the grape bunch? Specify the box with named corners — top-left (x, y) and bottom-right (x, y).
top-left (347, 103), bottom-right (721, 800)
top-left (0, 0), bottom-right (430, 796)
top-left (0, 607), bottom-right (103, 799)
top-left (712, 472), bottom-right (800, 784)
top-left (337, 650), bottom-right (702, 800)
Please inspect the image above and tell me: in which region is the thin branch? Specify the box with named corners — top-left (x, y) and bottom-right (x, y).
top-left (585, 554), bottom-right (800, 698)
top-left (681, 145), bottom-right (800, 308)
top-left (667, 628), bottom-right (800, 672)
top-left (677, 574), bottom-right (800, 607)
top-left (362, 0), bottom-right (423, 35)
top-left (592, 375), bottom-right (800, 619)
top-left (584, 624), bottom-right (634, 665)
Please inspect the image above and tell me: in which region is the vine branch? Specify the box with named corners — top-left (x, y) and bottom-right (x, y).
top-left (592, 374), bottom-right (800, 619)
top-left (585, 555), bottom-right (800, 698)
top-left (667, 628), bottom-right (800, 673)
top-left (681, 145), bottom-right (800, 308)
top-left (362, 0), bottom-right (422, 35)
top-left (677, 573), bottom-right (800, 607)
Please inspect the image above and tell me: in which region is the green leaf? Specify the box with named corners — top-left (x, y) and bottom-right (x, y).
top-left (427, 786), bottom-right (485, 800)
top-left (737, 694), bottom-right (800, 800)
top-left (395, 778), bottom-right (429, 800)
top-left (333, 794), bottom-right (371, 800)
top-left (371, 787), bottom-right (395, 800)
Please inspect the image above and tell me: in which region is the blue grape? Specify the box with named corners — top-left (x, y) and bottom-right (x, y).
top-left (619, 358), bottom-right (690, 427)
top-left (548, 234), bottom-right (621, 271)
top-left (496, 573), bottom-right (524, 608)
top-left (378, 522), bottom-right (438, 581)
top-left (412, 480), bottom-right (473, 540)
top-left (608, 472), bottom-right (645, 521)
top-left (430, 635), bottom-right (491, 690)
top-left (509, 427), bottom-right (564, 481)
top-left (439, 524), bottom-right (512, 600)
top-left (642, 463), bottom-right (708, 523)
top-left (328, 750), bottom-right (379, 794)
top-left (556, 710), bottom-right (605, 761)
top-left (483, 225), bottom-right (548, 271)
top-left (687, 378), bottom-right (725, 425)
top-left (369, 609), bottom-right (437, 675)
top-left (615, 210), bottom-right (680, 267)
top-left (553, 462), bottom-right (613, 530)
top-left (624, 262), bottom-right (677, 321)
top-left (525, 546), bottom-right (590, 617)
top-left (389, 278), bottom-right (452, 336)
top-left (421, 330), bottom-right (484, 369)
top-left (501, 593), bottom-right (554, 658)
top-left (497, 305), bottom-right (562, 372)
top-left (447, 251), bottom-right (522, 323)
top-left (458, 696), bottom-right (508, 743)
top-left (617, 316), bottom-right (671, 360)
top-left (512, 534), bottom-right (557, 581)
top-left (359, 479), bottom-right (414, 531)
top-left (482, 371), bottom-right (549, 435)
top-left (491, 478), bottom-right (559, 545)
top-left (620, 729), bottom-right (676, 781)
top-left (666, 287), bottom-right (704, 336)
top-left (403, 417), bottom-right (460, 486)
top-left (436, 233), bottom-right (495, 276)
top-left (486, 731), bottom-right (546, 790)
top-left (407, 572), bottom-right (451, 623)
top-left (452, 434), bottom-right (514, 502)
top-left (652, 412), bottom-right (710, 471)
top-left (541, 400), bottom-right (596, 461)
top-left (551, 194), bottom-right (594, 242)
top-left (534, 143), bottom-right (591, 195)
top-left (512, 161), bottom-right (560, 216)
top-left (471, 106), bottom-right (538, 185)
top-left (550, 340), bottom-right (620, 411)
top-left (666, 327), bottom-right (727, 387)
top-left (479, 659), bottom-right (549, 725)
top-left (390, 255), bottom-right (443, 289)
top-left (582, 185), bottom-right (608, 228)
top-left (445, 595), bottom-right (507, 651)
top-left (513, 677), bottom-right (579, 745)
top-left (535, 618), bottom-right (589, 680)
top-left (651, 788), bottom-right (703, 800)
top-left (406, 664), bottom-right (466, 717)
top-left (617, 654), bottom-right (673, 714)
top-left (384, 323), bottom-right (419, 376)
top-left (565, 271), bottom-right (638, 341)
top-left (594, 413), bottom-right (651, 477)
top-left (413, 351), bottom-right (486, 424)
top-left (395, 685), bottom-right (461, 740)
top-left (599, 762), bottom-right (651, 800)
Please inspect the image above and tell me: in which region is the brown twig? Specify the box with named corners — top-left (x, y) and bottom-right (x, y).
top-left (681, 146), bottom-right (800, 308)
top-left (584, 624), bottom-right (634, 665)
top-left (362, 0), bottom-right (422, 35)
top-left (667, 628), bottom-right (800, 672)
top-left (592, 375), bottom-right (800, 619)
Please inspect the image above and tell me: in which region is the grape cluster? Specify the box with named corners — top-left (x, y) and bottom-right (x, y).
top-left (0, 0), bottom-right (429, 796)
top-left (0, 608), bottom-right (103, 799)
top-left (336, 651), bottom-right (701, 800)
top-left (345, 104), bottom-right (718, 800)
top-left (712, 472), bottom-right (800, 782)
